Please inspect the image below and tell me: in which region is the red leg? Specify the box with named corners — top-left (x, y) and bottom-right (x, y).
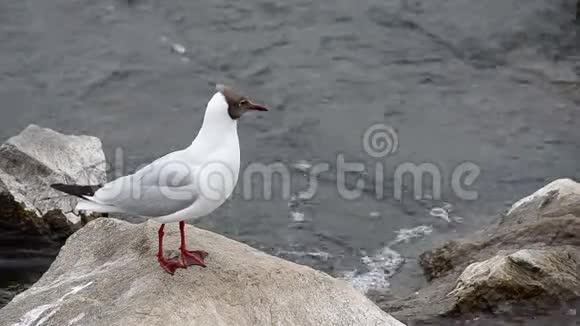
top-left (157, 224), bottom-right (184, 275)
top-left (179, 221), bottom-right (208, 267)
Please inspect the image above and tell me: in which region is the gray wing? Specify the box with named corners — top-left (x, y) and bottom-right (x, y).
top-left (93, 151), bottom-right (199, 217)
top-left (134, 150), bottom-right (195, 187)
top-left (99, 184), bottom-right (197, 217)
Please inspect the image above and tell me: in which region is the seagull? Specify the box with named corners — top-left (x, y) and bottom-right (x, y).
top-left (51, 84), bottom-right (267, 274)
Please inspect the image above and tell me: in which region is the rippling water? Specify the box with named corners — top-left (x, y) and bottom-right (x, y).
top-left (1, 0), bottom-right (580, 322)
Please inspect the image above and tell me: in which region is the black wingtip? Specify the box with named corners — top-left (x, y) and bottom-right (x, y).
top-left (50, 183), bottom-right (69, 193)
top-left (50, 183), bottom-right (102, 199)
top-left (50, 183), bottom-right (64, 189)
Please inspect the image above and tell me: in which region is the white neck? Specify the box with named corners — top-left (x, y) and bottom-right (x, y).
top-left (190, 92), bottom-right (238, 147)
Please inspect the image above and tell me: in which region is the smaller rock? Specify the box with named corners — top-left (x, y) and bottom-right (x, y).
top-left (0, 125), bottom-right (106, 239)
top-left (419, 241), bottom-right (462, 281)
top-left (507, 178), bottom-right (580, 219)
top-left (448, 249), bottom-right (580, 314)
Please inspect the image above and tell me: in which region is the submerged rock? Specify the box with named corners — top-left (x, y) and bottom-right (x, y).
top-left (0, 124), bottom-right (106, 239)
top-left (0, 218), bottom-right (404, 326)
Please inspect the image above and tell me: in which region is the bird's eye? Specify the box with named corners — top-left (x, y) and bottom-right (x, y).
top-left (238, 99), bottom-right (248, 106)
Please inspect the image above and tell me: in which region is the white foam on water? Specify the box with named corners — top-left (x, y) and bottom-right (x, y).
top-left (392, 225), bottom-right (433, 245)
top-left (429, 207), bottom-right (451, 223)
top-left (290, 211), bottom-right (305, 223)
top-left (171, 43), bottom-right (186, 54)
top-left (343, 225), bottom-right (434, 293)
top-left (452, 216), bottom-right (464, 223)
top-left (342, 247), bottom-right (404, 293)
top-left (292, 160), bottom-right (312, 172)
top-left (297, 191), bottom-right (313, 200)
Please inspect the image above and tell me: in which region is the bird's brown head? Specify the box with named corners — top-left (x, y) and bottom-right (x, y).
top-left (216, 84), bottom-right (268, 120)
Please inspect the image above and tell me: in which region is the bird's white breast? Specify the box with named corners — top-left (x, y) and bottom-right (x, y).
top-left (196, 131), bottom-right (240, 202)
top-left (153, 125), bottom-right (240, 223)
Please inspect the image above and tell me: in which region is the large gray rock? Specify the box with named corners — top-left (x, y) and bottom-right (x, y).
top-left (0, 218), bottom-right (405, 326)
top-left (379, 178), bottom-right (580, 322)
top-left (0, 124), bottom-right (106, 238)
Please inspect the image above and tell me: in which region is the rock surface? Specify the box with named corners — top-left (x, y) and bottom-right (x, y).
top-left (449, 249), bottom-right (580, 313)
top-left (0, 124), bottom-right (106, 238)
top-left (0, 218), bottom-right (404, 326)
top-left (378, 179), bottom-right (580, 323)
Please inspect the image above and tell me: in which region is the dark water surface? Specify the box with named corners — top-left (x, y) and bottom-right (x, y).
top-left (2, 0), bottom-right (580, 323)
